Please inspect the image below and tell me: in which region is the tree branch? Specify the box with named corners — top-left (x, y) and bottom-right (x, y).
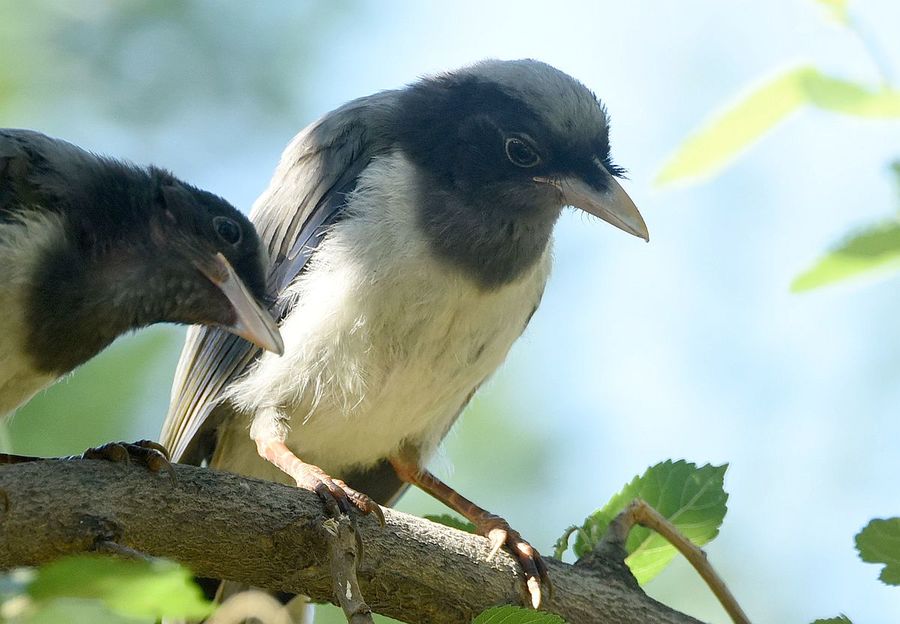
top-left (0, 460), bottom-right (705, 624)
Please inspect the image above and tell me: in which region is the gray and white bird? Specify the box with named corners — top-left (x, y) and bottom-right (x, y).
top-left (0, 129), bottom-right (283, 419)
top-left (162, 59), bottom-right (647, 608)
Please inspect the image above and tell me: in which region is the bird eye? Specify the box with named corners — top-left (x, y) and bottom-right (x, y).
top-left (505, 137), bottom-right (541, 168)
top-left (213, 216), bottom-right (242, 246)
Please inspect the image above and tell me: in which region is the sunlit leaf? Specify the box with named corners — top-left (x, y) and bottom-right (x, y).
top-left (656, 66), bottom-right (900, 186)
top-left (656, 67), bottom-right (812, 185)
top-left (856, 517), bottom-right (900, 585)
top-left (569, 460), bottom-right (728, 585)
top-left (803, 70), bottom-right (900, 117)
top-left (472, 605), bottom-right (566, 624)
top-left (811, 616), bottom-right (853, 624)
top-left (25, 598), bottom-right (150, 624)
top-left (425, 514), bottom-right (476, 533)
top-left (27, 555), bottom-right (212, 619)
top-left (791, 219), bottom-right (900, 291)
top-left (815, 0), bottom-right (849, 24)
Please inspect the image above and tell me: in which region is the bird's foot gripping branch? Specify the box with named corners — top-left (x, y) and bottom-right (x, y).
top-left (0, 457), bottom-right (753, 624)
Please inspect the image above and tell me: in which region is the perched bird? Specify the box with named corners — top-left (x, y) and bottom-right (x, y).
top-left (162, 59), bottom-right (647, 608)
top-left (0, 129), bottom-right (283, 421)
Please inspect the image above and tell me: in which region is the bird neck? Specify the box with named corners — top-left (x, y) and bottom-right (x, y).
top-left (25, 240), bottom-right (167, 374)
top-left (416, 181), bottom-right (560, 290)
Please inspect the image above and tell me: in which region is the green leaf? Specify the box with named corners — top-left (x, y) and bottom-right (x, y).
top-left (815, 0), bottom-right (849, 24)
top-left (791, 219), bottom-right (900, 291)
top-left (472, 605), bottom-right (566, 624)
top-left (811, 616), bottom-right (853, 624)
top-left (855, 517), bottom-right (900, 585)
top-left (656, 67), bottom-right (900, 186)
top-left (25, 598), bottom-right (150, 624)
top-left (656, 67), bottom-right (811, 185)
top-left (571, 460), bottom-right (728, 585)
top-left (803, 71), bottom-right (900, 117)
top-left (27, 555), bottom-right (212, 619)
top-left (425, 514), bottom-right (476, 533)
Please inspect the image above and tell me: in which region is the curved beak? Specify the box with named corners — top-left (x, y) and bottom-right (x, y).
top-left (196, 253), bottom-right (284, 355)
top-left (537, 175), bottom-right (649, 242)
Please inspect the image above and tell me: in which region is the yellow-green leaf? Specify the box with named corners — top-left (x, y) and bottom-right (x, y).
top-left (656, 67), bottom-right (812, 186)
top-left (27, 555), bottom-right (212, 620)
top-left (791, 219), bottom-right (900, 292)
top-left (656, 66), bottom-right (900, 186)
top-left (815, 0), bottom-right (849, 24)
top-left (802, 70), bottom-right (900, 117)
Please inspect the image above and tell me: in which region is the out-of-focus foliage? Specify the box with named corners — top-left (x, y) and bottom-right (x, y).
top-left (424, 514), bottom-right (476, 533)
top-left (855, 518), bottom-right (900, 585)
top-left (556, 460), bottom-right (728, 586)
top-left (811, 616), bottom-right (854, 624)
top-left (0, 1), bottom-right (350, 128)
top-left (792, 162), bottom-right (900, 291)
top-left (472, 606), bottom-right (566, 624)
top-left (2, 329), bottom-right (177, 456)
top-left (655, 67), bottom-right (900, 186)
top-left (815, 0), bottom-right (850, 23)
top-left (0, 556), bottom-right (211, 623)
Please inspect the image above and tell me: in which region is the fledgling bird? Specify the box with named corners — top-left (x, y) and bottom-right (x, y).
top-left (0, 129), bottom-right (284, 421)
top-left (162, 59), bottom-right (647, 608)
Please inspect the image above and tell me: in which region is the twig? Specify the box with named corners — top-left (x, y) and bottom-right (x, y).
top-left (323, 516), bottom-right (374, 624)
top-left (600, 498), bottom-right (751, 624)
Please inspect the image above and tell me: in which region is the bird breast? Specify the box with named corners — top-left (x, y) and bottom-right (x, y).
top-left (0, 210), bottom-right (69, 416)
top-left (224, 152), bottom-right (552, 476)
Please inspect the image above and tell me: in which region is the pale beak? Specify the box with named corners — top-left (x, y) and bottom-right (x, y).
top-left (537, 175), bottom-right (649, 242)
top-left (196, 253), bottom-right (284, 355)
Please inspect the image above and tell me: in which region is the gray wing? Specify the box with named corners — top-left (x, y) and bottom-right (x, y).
top-left (0, 129), bottom-right (80, 217)
top-left (162, 92), bottom-right (399, 464)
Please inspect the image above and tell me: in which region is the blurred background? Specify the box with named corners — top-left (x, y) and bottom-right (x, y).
top-left (1, 1), bottom-right (898, 622)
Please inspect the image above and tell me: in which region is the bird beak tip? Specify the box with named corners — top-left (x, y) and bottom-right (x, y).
top-left (198, 253), bottom-right (284, 355)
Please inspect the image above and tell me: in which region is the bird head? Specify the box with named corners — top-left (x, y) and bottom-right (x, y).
top-left (145, 169), bottom-right (283, 354)
top-left (392, 59), bottom-right (647, 287)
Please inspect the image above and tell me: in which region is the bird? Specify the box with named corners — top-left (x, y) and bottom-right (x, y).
top-left (0, 129), bottom-right (283, 432)
top-left (161, 59), bottom-right (648, 610)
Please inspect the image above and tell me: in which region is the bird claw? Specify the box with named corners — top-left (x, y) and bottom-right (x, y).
top-left (295, 468), bottom-right (383, 524)
top-left (81, 440), bottom-right (175, 483)
top-left (486, 527), bottom-right (507, 560)
top-left (476, 516), bottom-right (551, 609)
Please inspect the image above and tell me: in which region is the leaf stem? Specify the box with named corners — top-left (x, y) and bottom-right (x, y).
top-left (602, 498), bottom-right (751, 624)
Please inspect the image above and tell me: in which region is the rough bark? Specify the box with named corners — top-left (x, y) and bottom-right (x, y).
top-left (0, 460), bottom-right (704, 624)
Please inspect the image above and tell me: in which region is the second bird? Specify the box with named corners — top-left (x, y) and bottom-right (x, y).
top-left (0, 129), bottom-right (283, 418)
top-left (162, 59), bottom-right (648, 608)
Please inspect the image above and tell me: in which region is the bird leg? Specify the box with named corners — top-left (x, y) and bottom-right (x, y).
top-left (389, 455), bottom-right (550, 609)
top-left (0, 439), bottom-right (173, 478)
top-left (255, 439), bottom-right (384, 524)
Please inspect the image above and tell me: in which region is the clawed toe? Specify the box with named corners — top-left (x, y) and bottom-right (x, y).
top-left (81, 440), bottom-right (175, 481)
top-left (477, 516), bottom-right (550, 609)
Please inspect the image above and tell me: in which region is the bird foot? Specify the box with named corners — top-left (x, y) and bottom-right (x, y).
top-left (80, 439), bottom-right (175, 481)
top-left (299, 467), bottom-right (385, 525)
top-left (476, 514), bottom-right (551, 609)
top-left (0, 440), bottom-right (173, 478)
top-left (256, 439), bottom-right (384, 525)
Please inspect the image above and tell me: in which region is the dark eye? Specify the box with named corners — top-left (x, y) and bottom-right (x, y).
top-left (505, 136), bottom-right (541, 168)
top-left (213, 216), bottom-right (242, 246)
